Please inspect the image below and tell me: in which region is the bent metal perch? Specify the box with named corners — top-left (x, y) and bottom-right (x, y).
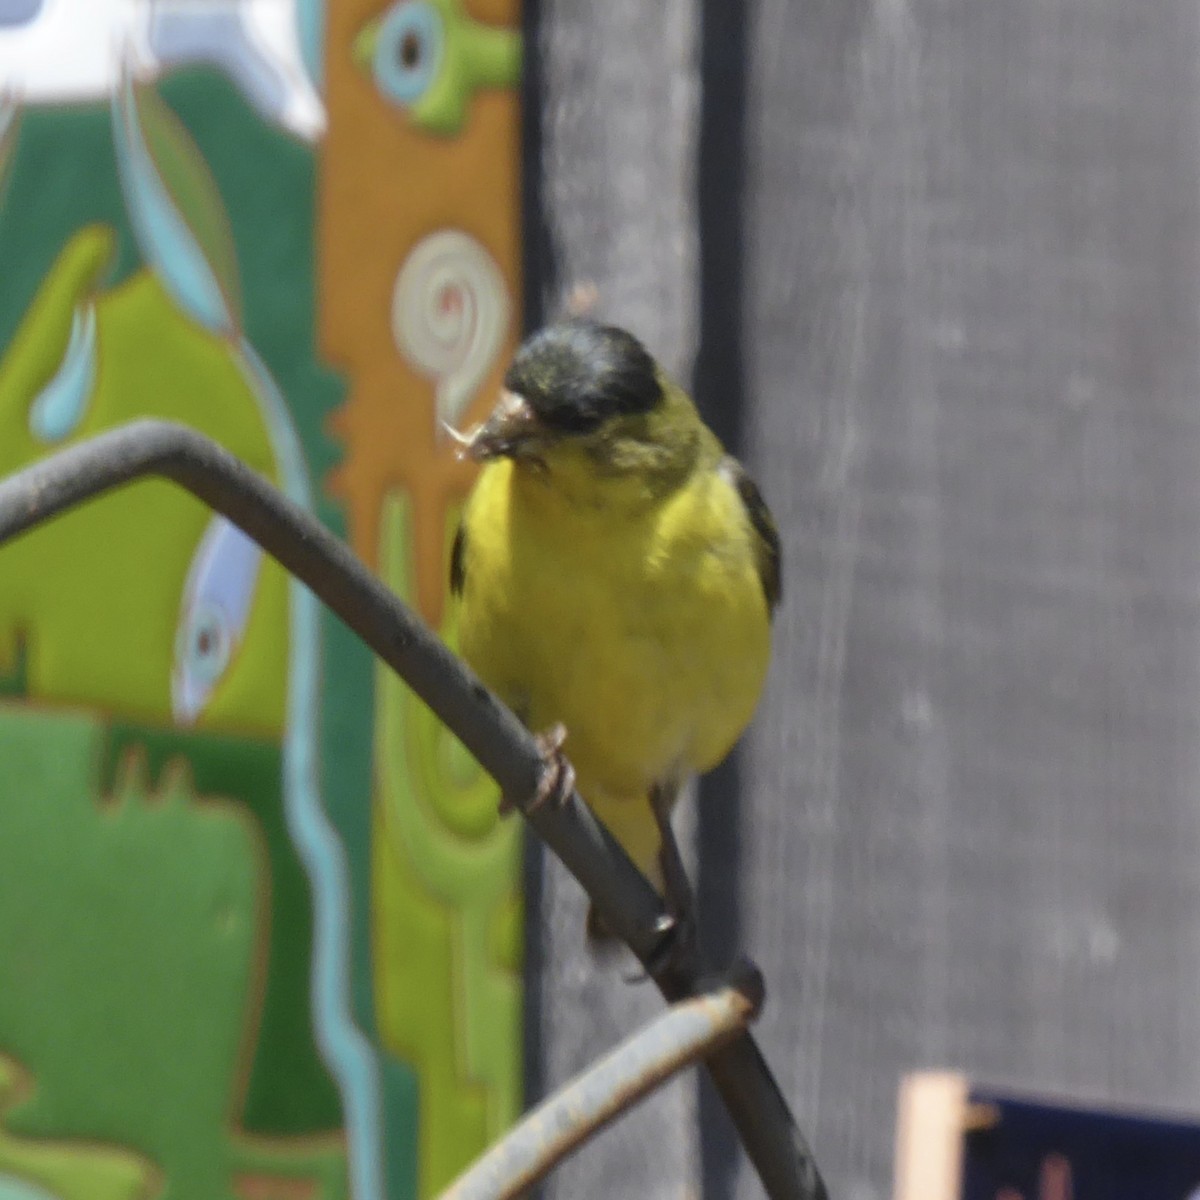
top-left (0, 419), bottom-right (828, 1200)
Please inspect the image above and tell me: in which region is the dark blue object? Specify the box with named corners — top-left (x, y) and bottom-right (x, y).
top-left (963, 1088), bottom-right (1200, 1200)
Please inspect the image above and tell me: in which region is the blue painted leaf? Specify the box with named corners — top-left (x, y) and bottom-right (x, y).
top-left (27, 302), bottom-right (96, 443)
top-left (172, 514), bottom-right (263, 725)
top-left (112, 68), bottom-right (242, 335)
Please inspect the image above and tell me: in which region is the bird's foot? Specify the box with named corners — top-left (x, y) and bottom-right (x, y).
top-left (621, 784), bottom-right (699, 983)
top-left (651, 782), bottom-right (695, 929)
top-left (632, 783), bottom-right (700, 984)
top-left (499, 722), bottom-right (576, 815)
top-left (623, 907), bottom-right (700, 987)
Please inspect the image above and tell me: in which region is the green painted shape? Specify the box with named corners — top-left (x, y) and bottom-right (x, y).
top-left (414, 0), bottom-right (521, 135)
top-left (319, 609), bottom-right (405, 1184)
top-left (372, 807), bottom-right (487, 1195)
top-left (353, 0), bottom-right (521, 137)
top-left (0, 705), bottom-right (258, 1198)
top-left (373, 496), bottom-right (522, 1195)
top-left (100, 724), bottom-right (342, 1135)
top-left (0, 243), bottom-right (288, 730)
top-left (0, 1136), bottom-right (154, 1197)
top-left (0, 222), bottom-right (113, 412)
top-left (0, 1154), bottom-right (147, 1200)
top-left (0, 1053), bottom-right (157, 1200)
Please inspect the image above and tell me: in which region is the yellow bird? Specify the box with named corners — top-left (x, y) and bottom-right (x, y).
top-left (449, 319), bottom-right (780, 942)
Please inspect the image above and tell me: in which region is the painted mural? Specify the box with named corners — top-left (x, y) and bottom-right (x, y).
top-left (0, 2), bottom-right (524, 1198)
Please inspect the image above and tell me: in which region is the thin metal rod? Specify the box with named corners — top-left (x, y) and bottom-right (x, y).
top-left (439, 967), bottom-right (764, 1200)
top-left (0, 421), bottom-right (827, 1200)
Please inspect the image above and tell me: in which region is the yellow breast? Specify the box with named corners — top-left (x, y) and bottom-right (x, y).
top-left (456, 457), bottom-right (772, 827)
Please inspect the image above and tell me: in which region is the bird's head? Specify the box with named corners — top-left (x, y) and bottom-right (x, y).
top-left (451, 320), bottom-right (703, 507)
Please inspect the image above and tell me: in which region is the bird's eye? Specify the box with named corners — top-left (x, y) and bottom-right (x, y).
top-left (373, 1), bottom-right (444, 107)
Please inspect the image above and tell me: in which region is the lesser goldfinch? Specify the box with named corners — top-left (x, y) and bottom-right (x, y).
top-left (449, 319), bottom-right (780, 941)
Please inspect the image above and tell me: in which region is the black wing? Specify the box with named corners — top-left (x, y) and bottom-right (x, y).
top-left (720, 456), bottom-right (782, 615)
top-left (449, 522), bottom-right (467, 596)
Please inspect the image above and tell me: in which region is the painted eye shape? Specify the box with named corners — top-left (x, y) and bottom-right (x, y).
top-left (171, 516), bottom-right (262, 726)
top-left (372, 1), bottom-right (444, 107)
top-left (182, 600), bottom-right (233, 687)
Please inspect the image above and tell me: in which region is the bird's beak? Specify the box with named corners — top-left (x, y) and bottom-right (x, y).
top-left (447, 391), bottom-right (546, 464)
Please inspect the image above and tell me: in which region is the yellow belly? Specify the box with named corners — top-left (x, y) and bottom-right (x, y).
top-left (456, 458), bottom-right (772, 879)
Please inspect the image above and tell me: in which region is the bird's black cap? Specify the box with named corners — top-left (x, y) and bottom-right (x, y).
top-left (503, 319), bottom-right (663, 435)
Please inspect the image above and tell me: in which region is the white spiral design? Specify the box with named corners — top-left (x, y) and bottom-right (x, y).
top-left (391, 229), bottom-right (510, 431)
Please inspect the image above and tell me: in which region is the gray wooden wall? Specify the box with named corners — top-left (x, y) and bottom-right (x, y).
top-left (532, 1), bottom-right (1200, 1196)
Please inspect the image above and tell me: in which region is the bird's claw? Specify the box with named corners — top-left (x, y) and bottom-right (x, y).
top-left (499, 722), bottom-right (576, 815)
top-left (622, 782), bottom-right (701, 984)
top-left (624, 910), bottom-right (700, 986)
top-left (530, 722), bottom-right (576, 809)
